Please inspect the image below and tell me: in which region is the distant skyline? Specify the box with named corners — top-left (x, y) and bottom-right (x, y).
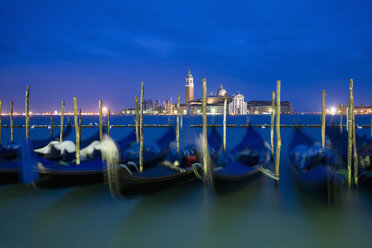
top-left (1, 0), bottom-right (371, 113)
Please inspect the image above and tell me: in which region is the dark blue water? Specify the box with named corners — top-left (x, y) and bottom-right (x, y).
top-left (1, 115), bottom-right (372, 248)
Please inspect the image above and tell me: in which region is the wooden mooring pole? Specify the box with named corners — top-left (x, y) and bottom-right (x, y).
top-left (177, 95), bottom-right (180, 154)
top-left (10, 101), bottom-right (13, 142)
top-left (275, 80), bottom-right (281, 186)
top-left (346, 101), bottom-right (348, 132)
top-left (340, 104), bottom-right (343, 133)
top-left (223, 93), bottom-right (227, 152)
top-left (73, 97), bottom-right (80, 165)
top-left (202, 78), bottom-right (208, 181)
top-left (270, 91), bottom-right (275, 159)
top-left (350, 79), bottom-right (358, 187)
top-left (0, 100), bottom-right (2, 144)
top-left (79, 108), bottom-right (82, 145)
top-left (25, 86), bottom-right (30, 140)
top-left (50, 115), bottom-right (54, 138)
top-left (180, 111), bottom-right (183, 129)
top-left (99, 100), bottom-right (103, 142)
top-left (352, 107), bottom-right (358, 187)
top-left (60, 100), bottom-right (64, 142)
top-left (139, 82), bottom-right (144, 173)
top-left (108, 108), bottom-right (111, 137)
top-left (135, 96), bottom-right (139, 143)
top-left (322, 90), bottom-right (326, 148)
top-left (347, 79), bottom-right (353, 189)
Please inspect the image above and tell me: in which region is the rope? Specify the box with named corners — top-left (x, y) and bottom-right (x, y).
top-left (191, 163), bottom-right (203, 181)
top-left (264, 142), bottom-right (271, 152)
top-left (258, 167), bottom-right (279, 180)
top-left (127, 161), bottom-right (140, 173)
top-left (119, 163), bottom-right (133, 175)
top-left (58, 161), bottom-right (69, 166)
top-left (160, 160), bottom-right (186, 172)
top-left (159, 160), bottom-right (204, 181)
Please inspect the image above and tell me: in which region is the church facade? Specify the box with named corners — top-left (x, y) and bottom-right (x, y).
top-left (228, 93), bottom-right (247, 115)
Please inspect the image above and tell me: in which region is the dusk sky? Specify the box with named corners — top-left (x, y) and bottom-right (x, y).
top-left (0, 0), bottom-right (371, 113)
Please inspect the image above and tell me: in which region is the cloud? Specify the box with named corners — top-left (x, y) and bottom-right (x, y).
top-left (0, 0), bottom-right (372, 111)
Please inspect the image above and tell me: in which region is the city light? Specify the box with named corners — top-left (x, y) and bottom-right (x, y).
top-left (330, 107), bottom-right (337, 115)
top-left (102, 106), bottom-right (108, 114)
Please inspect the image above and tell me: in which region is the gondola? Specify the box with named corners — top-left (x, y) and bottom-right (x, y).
top-left (0, 124), bottom-right (72, 159)
top-left (354, 134), bottom-right (372, 187)
top-left (108, 127), bottom-right (222, 196)
top-left (27, 128), bottom-right (173, 188)
top-left (34, 128), bottom-right (104, 161)
top-left (213, 127), bottom-right (271, 185)
top-left (326, 126), bottom-right (372, 187)
top-left (0, 124), bottom-right (72, 184)
top-left (289, 128), bottom-right (345, 191)
top-left (120, 127), bottom-right (175, 168)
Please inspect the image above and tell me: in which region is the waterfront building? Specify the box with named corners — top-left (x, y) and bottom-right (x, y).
top-left (247, 101), bottom-right (294, 114)
top-left (121, 67), bottom-right (293, 115)
top-left (121, 98), bottom-right (174, 115)
top-left (228, 92), bottom-right (247, 115)
top-left (354, 104), bottom-right (372, 114)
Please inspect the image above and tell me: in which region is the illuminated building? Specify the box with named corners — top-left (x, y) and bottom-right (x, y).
top-left (185, 65), bottom-right (194, 103)
top-left (182, 83), bottom-right (247, 115)
top-left (247, 101), bottom-right (294, 114)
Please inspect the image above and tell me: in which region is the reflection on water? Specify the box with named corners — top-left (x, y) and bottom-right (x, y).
top-left (1, 115), bottom-right (372, 248)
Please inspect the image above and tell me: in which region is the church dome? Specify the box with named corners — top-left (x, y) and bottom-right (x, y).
top-left (217, 84), bottom-right (227, 97)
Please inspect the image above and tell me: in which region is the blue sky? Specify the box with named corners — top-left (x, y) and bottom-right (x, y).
top-left (0, 0), bottom-right (371, 112)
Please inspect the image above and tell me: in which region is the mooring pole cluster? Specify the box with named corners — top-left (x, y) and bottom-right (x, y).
top-left (3, 79), bottom-right (367, 190)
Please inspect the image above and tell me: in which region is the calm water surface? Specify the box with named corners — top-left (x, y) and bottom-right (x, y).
top-left (1, 115), bottom-right (372, 248)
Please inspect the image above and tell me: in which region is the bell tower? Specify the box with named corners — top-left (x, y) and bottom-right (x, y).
top-left (185, 65), bottom-right (194, 103)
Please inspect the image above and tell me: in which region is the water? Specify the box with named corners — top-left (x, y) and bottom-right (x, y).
top-left (1, 115), bottom-right (372, 248)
